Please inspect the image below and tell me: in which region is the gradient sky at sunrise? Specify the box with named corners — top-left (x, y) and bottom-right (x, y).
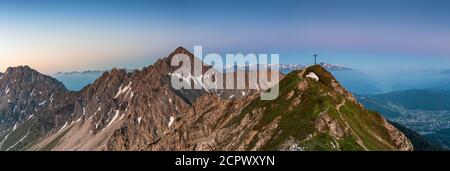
top-left (1, 0), bottom-right (450, 74)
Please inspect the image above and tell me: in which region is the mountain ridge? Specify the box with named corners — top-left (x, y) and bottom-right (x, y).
top-left (1, 47), bottom-right (414, 151)
top-left (145, 65), bottom-right (412, 151)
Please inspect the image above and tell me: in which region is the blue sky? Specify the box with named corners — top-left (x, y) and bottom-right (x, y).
top-left (1, 0), bottom-right (450, 74)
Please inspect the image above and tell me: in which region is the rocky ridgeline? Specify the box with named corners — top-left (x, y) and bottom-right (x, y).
top-left (0, 47), bottom-right (413, 151)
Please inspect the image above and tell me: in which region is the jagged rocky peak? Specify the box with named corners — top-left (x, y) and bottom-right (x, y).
top-left (159, 46), bottom-right (194, 66)
top-left (0, 65), bottom-right (70, 145)
top-left (160, 46), bottom-right (213, 74)
top-left (5, 65), bottom-right (32, 73)
top-left (170, 46), bottom-right (192, 56)
top-left (109, 67), bottom-right (129, 76)
top-left (1, 65), bottom-right (66, 91)
top-left (4, 65), bottom-right (38, 77)
top-left (0, 65), bottom-right (68, 107)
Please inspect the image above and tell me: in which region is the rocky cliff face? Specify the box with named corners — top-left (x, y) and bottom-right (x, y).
top-left (0, 66), bottom-right (72, 150)
top-left (27, 47), bottom-right (210, 150)
top-left (0, 66), bottom-right (66, 127)
top-left (0, 47), bottom-right (413, 151)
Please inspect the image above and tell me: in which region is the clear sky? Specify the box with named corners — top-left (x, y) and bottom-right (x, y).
top-left (1, 0), bottom-right (450, 74)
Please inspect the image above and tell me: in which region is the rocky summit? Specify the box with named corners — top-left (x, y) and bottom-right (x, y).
top-left (0, 47), bottom-right (413, 151)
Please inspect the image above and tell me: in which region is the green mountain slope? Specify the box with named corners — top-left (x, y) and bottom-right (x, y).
top-left (148, 65), bottom-right (413, 151)
top-left (233, 66), bottom-right (412, 151)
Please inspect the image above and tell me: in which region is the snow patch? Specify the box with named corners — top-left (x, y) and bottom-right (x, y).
top-left (39, 100), bottom-right (47, 106)
top-left (88, 114), bottom-right (95, 120)
top-left (59, 122), bottom-right (68, 132)
top-left (82, 107), bottom-right (86, 116)
top-left (106, 110), bottom-right (120, 128)
top-left (306, 72), bottom-right (319, 81)
top-left (5, 86), bottom-right (10, 94)
top-left (49, 93), bottom-right (54, 105)
top-left (168, 116), bottom-right (175, 128)
top-left (114, 82), bottom-right (132, 99)
top-left (119, 113), bottom-right (125, 120)
top-left (129, 91), bottom-right (134, 99)
top-left (137, 117), bottom-right (142, 124)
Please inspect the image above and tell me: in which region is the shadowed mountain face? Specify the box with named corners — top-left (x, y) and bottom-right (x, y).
top-left (0, 66), bottom-right (67, 128)
top-left (0, 47), bottom-right (414, 151)
top-left (0, 66), bottom-right (74, 150)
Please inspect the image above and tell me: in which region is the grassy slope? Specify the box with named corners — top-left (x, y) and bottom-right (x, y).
top-left (230, 66), bottom-right (400, 151)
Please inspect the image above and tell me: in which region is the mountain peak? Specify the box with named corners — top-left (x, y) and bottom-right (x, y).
top-left (5, 65), bottom-right (34, 74)
top-left (1, 65), bottom-right (67, 92)
top-left (304, 65), bottom-right (335, 85)
top-left (174, 46), bottom-right (188, 52)
top-left (169, 46), bottom-right (192, 57)
top-left (162, 46), bottom-right (196, 68)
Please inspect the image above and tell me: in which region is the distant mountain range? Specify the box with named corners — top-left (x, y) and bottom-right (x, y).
top-left (56, 62), bottom-right (450, 97)
top-left (53, 69), bottom-right (136, 91)
top-left (0, 47), bottom-right (418, 151)
top-left (223, 63), bottom-right (353, 73)
top-left (56, 63), bottom-right (378, 95)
